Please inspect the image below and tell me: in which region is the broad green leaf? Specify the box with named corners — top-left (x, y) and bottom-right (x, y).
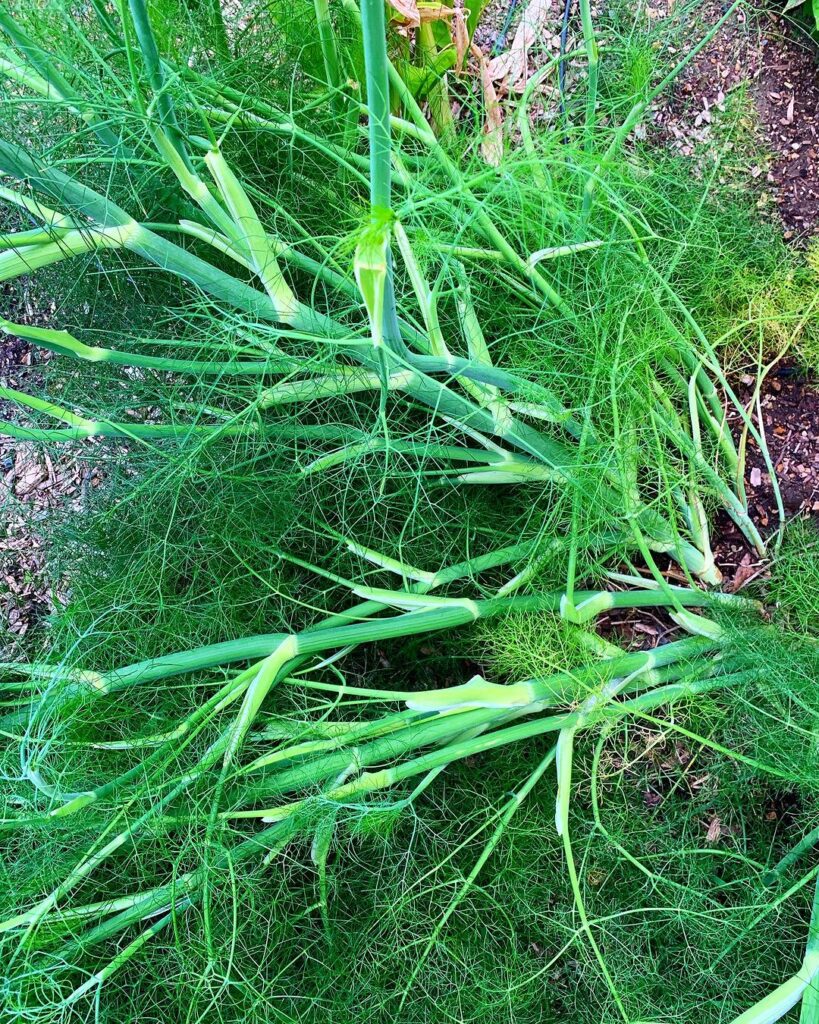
top-left (396, 48), bottom-right (456, 97)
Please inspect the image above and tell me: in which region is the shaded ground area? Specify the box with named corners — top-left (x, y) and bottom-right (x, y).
top-left (477, 0), bottom-right (819, 237)
top-left (712, 364), bottom-right (819, 593)
top-left (651, 0), bottom-right (763, 156)
top-left (747, 367), bottom-right (819, 519)
top-left (0, 290), bottom-right (96, 647)
top-left (756, 18), bottom-right (819, 241)
top-left (653, 4), bottom-right (819, 239)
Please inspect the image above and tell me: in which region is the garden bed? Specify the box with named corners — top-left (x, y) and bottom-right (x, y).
top-left (1, 3), bottom-right (819, 1022)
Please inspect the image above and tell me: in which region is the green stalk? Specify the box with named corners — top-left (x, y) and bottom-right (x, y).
top-left (0, 114), bottom-right (752, 577)
top-left (0, 184), bottom-right (74, 228)
top-left (417, 21), bottom-right (453, 137)
top-left (252, 669), bottom-right (754, 822)
top-left (126, 0), bottom-right (191, 166)
top-left (359, 0), bottom-right (402, 353)
top-left (728, 875), bottom-right (819, 1024)
top-left (1, 586), bottom-right (738, 734)
top-left (578, 0), bottom-right (599, 152)
top-left (5, 671), bottom-right (753, 967)
top-left (167, 218), bottom-right (357, 297)
top-left (581, 0), bottom-right (742, 219)
top-left (0, 226), bottom-right (73, 247)
top-left (360, 0), bottom-right (391, 212)
top-left (240, 642), bottom-right (719, 803)
top-left (341, 0), bottom-right (571, 315)
top-left (0, 146), bottom-right (560, 437)
top-left (0, 227), bottom-right (133, 282)
top-left (314, 0), bottom-right (344, 113)
top-left (0, 320), bottom-right (280, 375)
top-left (802, 878), bottom-right (819, 1023)
top-left (35, 665), bottom-right (258, 820)
top-left (1, 536), bottom-right (544, 714)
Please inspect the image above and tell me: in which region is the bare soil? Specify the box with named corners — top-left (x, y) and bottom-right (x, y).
top-left (756, 19), bottom-right (819, 242)
top-left (651, 4), bottom-right (819, 239)
top-left (0, 289), bottom-right (94, 648)
top-left (712, 364), bottom-right (819, 591)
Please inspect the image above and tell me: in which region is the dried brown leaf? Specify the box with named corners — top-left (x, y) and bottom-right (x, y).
top-left (486, 0), bottom-right (552, 91)
top-left (452, 0), bottom-right (468, 71)
top-left (14, 462), bottom-right (46, 497)
top-left (389, 0), bottom-right (454, 25)
top-left (388, 0), bottom-right (420, 28)
top-left (705, 817), bottom-right (722, 843)
top-left (418, 2), bottom-right (454, 20)
top-left (728, 560), bottom-right (759, 593)
top-left (472, 44), bottom-right (503, 166)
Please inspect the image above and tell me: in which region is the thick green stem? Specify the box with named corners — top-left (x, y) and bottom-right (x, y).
top-left (0, 12), bottom-right (123, 152)
top-left (255, 669), bottom-right (754, 821)
top-left (360, 0), bottom-right (392, 212)
top-left (126, 0), bottom-right (192, 166)
top-left (581, 0), bottom-right (741, 219)
top-left (314, 0), bottom-right (343, 112)
top-left (578, 0), bottom-right (598, 151)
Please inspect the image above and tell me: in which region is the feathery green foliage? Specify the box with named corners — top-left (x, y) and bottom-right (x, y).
top-left (0, 1), bottom-right (817, 1022)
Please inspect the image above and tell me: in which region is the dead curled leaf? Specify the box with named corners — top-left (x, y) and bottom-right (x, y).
top-left (13, 461), bottom-right (46, 497)
top-left (785, 93), bottom-right (795, 124)
top-left (486, 0), bottom-right (552, 91)
top-left (728, 557), bottom-right (759, 594)
top-left (452, 0), bottom-right (468, 72)
top-left (705, 817), bottom-right (722, 843)
top-left (387, 0), bottom-right (420, 28)
top-left (388, 0), bottom-right (454, 26)
top-left (418, 3), bottom-right (454, 20)
top-left (472, 43), bottom-right (503, 167)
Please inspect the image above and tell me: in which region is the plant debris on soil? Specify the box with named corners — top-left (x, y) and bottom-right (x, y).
top-left (477, 0), bottom-right (819, 238)
top-left (756, 18), bottom-right (819, 242)
top-left (651, 0), bottom-right (762, 155)
top-left (713, 363), bottom-right (819, 592)
top-left (651, 3), bottom-right (819, 240)
top-left (0, 294), bottom-right (93, 646)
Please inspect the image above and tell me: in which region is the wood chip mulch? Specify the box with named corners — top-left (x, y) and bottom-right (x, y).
top-left (714, 365), bottom-right (819, 591)
top-left (650, 4), bottom-right (819, 240)
top-left (0, 295), bottom-right (93, 649)
top-left (756, 19), bottom-right (819, 243)
top-left (651, 0), bottom-right (763, 157)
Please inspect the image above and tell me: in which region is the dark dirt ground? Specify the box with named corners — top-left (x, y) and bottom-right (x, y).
top-left (597, 361), bottom-right (819, 647)
top-left (711, 363), bottom-right (819, 589)
top-left (756, 18), bottom-right (819, 242)
top-left (650, 4), bottom-right (819, 241)
top-left (476, 0), bottom-right (819, 240)
top-left (0, 286), bottom-right (95, 646)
